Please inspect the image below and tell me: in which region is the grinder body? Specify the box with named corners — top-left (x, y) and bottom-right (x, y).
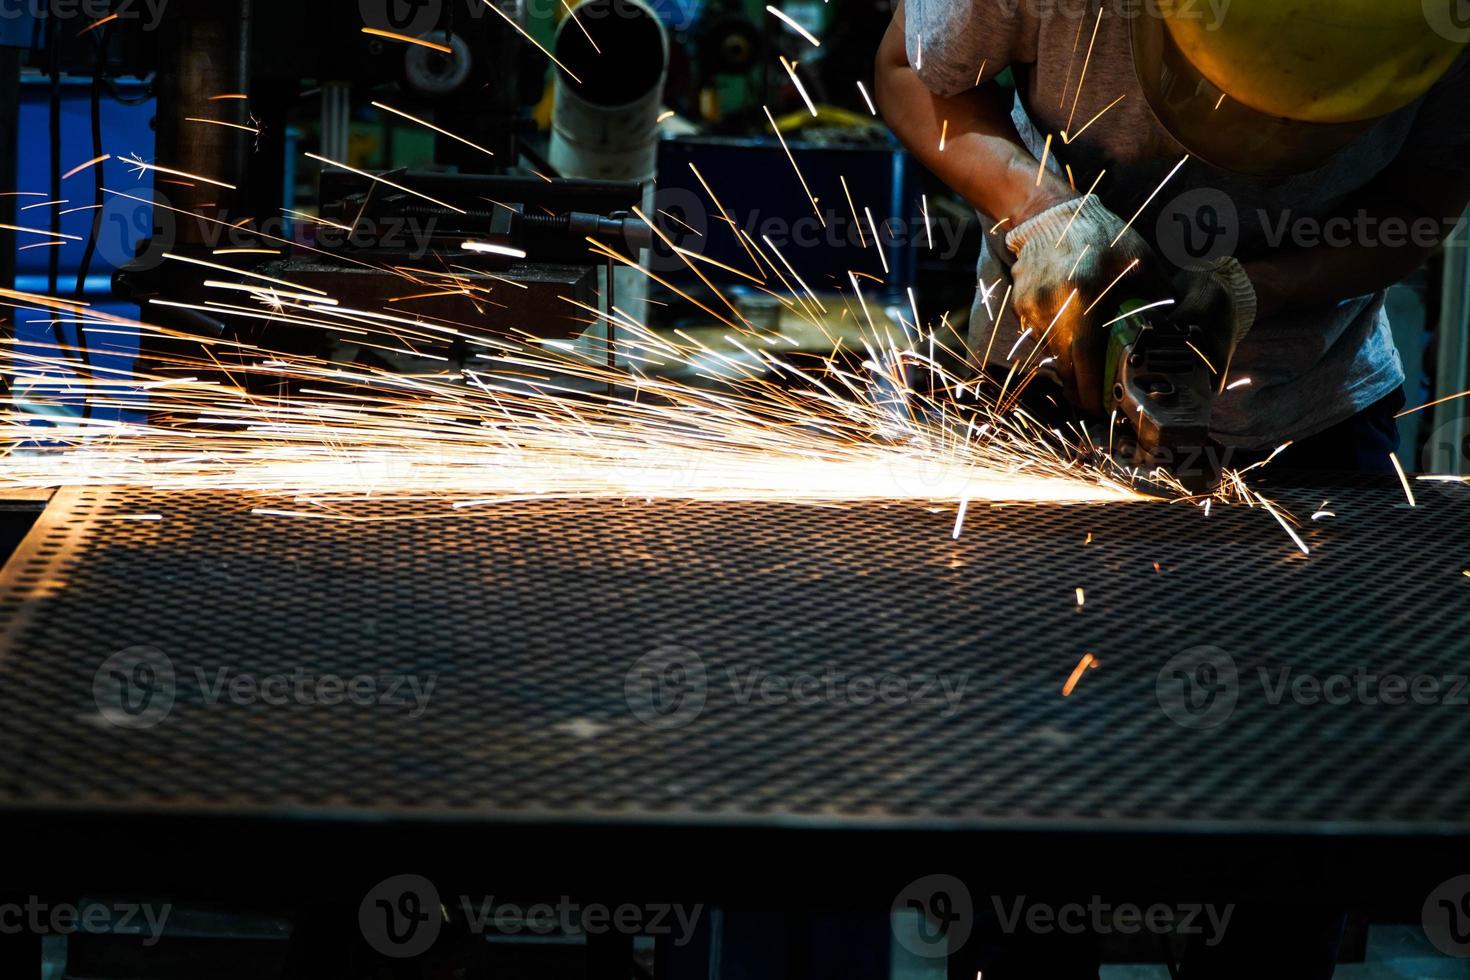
top-left (1102, 299), bottom-right (1223, 493)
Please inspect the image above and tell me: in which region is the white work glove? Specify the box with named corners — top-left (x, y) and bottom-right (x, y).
top-left (1167, 256), bottom-right (1258, 381)
top-left (1006, 197), bottom-right (1166, 414)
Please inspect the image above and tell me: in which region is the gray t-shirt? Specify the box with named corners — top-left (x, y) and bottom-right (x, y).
top-left (903, 0), bottom-right (1470, 447)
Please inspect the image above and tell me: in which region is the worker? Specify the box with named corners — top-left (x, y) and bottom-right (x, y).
top-left (874, 1), bottom-right (1468, 976)
top-left (875, 0), bottom-right (1470, 479)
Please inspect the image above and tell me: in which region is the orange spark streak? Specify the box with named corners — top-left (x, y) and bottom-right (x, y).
top-left (1036, 133), bottom-right (1053, 185)
top-left (360, 28), bottom-right (454, 53)
top-left (79, 12), bottom-right (118, 34)
top-left (62, 155), bottom-right (110, 180)
top-left (1082, 259), bottom-right (1139, 316)
top-left (1063, 93), bottom-right (1126, 144)
top-left (186, 117), bottom-right (262, 135)
top-left (1395, 389), bottom-right (1470, 418)
top-left (1061, 653), bottom-right (1097, 696)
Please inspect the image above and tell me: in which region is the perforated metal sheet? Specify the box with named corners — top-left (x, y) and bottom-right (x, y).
top-left (0, 483), bottom-right (1468, 833)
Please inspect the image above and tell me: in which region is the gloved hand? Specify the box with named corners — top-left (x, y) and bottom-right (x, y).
top-left (1006, 197), bottom-right (1164, 414)
top-left (1166, 256), bottom-right (1258, 382)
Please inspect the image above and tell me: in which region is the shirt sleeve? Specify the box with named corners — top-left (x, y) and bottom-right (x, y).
top-left (1398, 48), bottom-right (1470, 171)
top-left (902, 0), bottom-right (1037, 98)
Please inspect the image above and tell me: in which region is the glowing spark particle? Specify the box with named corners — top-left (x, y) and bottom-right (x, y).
top-left (0, 223), bottom-right (81, 241)
top-left (1062, 93), bottom-right (1126, 145)
top-left (125, 156), bottom-right (238, 190)
top-left (953, 497), bottom-right (969, 539)
top-left (780, 57), bottom-right (818, 116)
top-left (765, 6), bottom-right (820, 47)
top-left (1226, 377), bottom-right (1252, 390)
top-left (372, 102), bottom-right (496, 158)
top-left (763, 106), bottom-right (824, 226)
top-left (80, 12), bottom-right (119, 34)
top-left (1082, 259), bottom-right (1140, 316)
top-left (360, 28), bottom-right (454, 53)
top-left (306, 153), bottom-right (466, 214)
top-left (864, 208), bottom-right (889, 274)
top-left (939, 118), bottom-right (948, 152)
top-left (1064, 7), bottom-right (1104, 134)
top-left (186, 117), bottom-right (262, 135)
top-left (1099, 299), bottom-right (1172, 329)
top-left (1389, 453), bottom-right (1416, 507)
top-left (561, 0), bottom-right (602, 52)
top-left (1111, 155), bottom-right (1189, 247)
top-left (1395, 389), bottom-right (1470, 418)
top-left (856, 81), bottom-right (877, 115)
top-left (1036, 133), bottom-right (1053, 185)
top-left (921, 195), bottom-right (932, 248)
top-left (1075, 587), bottom-right (1085, 608)
top-left (1061, 653), bottom-right (1098, 697)
top-left (656, 110), bottom-right (674, 123)
top-left (62, 155), bottom-right (110, 180)
top-left (1054, 170), bottom-right (1106, 247)
top-left (1185, 340), bottom-right (1217, 374)
top-left (1258, 495), bottom-right (1309, 556)
top-left (479, 0), bottom-right (584, 83)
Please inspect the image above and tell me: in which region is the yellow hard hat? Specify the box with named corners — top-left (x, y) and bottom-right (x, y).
top-left (1132, 1), bottom-right (1468, 177)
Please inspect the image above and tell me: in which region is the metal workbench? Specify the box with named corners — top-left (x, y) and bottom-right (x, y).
top-left (0, 481), bottom-right (1466, 966)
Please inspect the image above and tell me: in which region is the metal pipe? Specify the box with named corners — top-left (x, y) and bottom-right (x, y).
top-left (549, 0), bottom-right (669, 182)
top-left (152, 0), bottom-right (253, 244)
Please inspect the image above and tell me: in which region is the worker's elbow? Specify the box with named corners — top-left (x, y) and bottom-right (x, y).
top-left (872, 49), bottom-right (907, 128)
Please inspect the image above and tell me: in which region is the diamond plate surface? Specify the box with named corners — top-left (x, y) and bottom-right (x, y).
top-left (0, 483), bottom-right (1467, 832)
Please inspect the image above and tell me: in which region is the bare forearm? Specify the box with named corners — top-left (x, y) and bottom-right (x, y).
top-left (873, 4), bottom-right (1072, 226)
